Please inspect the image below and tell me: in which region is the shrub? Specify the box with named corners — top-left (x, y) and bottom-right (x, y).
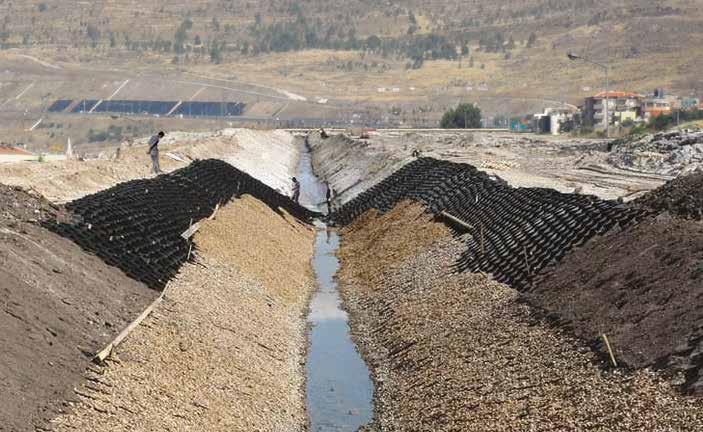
top-left (440, 103), bottom-right (482, 128)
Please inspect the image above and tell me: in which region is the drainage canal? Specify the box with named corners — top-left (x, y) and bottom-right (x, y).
top-left (297, 140), bottom-right (374, 431)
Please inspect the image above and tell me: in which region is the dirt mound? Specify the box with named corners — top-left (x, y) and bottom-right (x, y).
top-left (195, 195), bottom-right (314, 303)
top-left (0, 185), bottom-right (155, 432)
top-left (50, 196), bottom-right (314, 431)
top-left (607, 130), bottom-right (703, 176)
top-left (531, 217), bottom-right (703, 393)
top-left (0, 183), bottom-right (58, 222)
top-left (633, 172), bottom-right (703, 220)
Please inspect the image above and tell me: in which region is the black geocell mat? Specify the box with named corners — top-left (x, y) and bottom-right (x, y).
top-left (46, 159), bottom-right (319, 290)
top-left (330, 157), bottom-right (648, 290)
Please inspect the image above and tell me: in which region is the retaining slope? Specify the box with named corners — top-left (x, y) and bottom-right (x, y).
top-left (330, 157), bottom-right (645, 289)
top-left (48, 159), bottom-right (319, 290)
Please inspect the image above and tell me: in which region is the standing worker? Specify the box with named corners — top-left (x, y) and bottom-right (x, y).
top-left (147, 131), bottom-right (165, 175)
top-left (291, 177), bottom-right (300, 204)
top-left (325, 182), bottom-right (335, 215)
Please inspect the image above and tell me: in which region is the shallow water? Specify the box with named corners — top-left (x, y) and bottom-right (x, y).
top-left (298, 139), bottom-right (374, 431)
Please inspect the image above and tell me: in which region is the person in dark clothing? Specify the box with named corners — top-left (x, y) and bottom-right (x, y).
top-left (147, 131), bottom-right (165, 174)
top-left (325, 183), bottom-right (335, 215)
top-left (291, 177), bottom-right (300, 204)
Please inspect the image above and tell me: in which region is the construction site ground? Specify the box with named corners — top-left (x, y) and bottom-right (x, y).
top-left (2, 127), bottom-right (703, 431)
top-left (0, 185), bottom-right (156, 431)
top-left (1, 130), bottom-right (311, 431)
top-left (0, 129), bottom-right (298, 202)
top-left (310, 130), bottom-right (673, 204)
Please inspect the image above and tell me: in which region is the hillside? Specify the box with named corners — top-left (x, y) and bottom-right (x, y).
top-left (0, 0), bottom-right (702, 124)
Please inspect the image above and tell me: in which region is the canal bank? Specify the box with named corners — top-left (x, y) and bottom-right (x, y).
top-left (296, 137), bottom-right (374, 432)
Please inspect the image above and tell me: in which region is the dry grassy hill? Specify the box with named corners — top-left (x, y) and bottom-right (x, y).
top-left (0, 0), bottom-right (701, 124)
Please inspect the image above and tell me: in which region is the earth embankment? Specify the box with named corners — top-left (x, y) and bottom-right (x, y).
top-left (50, 195), bottom-right (315, 431)
top-left (0, 184), bottom-right (156, 432)
top-left (337, 201), bottom-right (703, 430)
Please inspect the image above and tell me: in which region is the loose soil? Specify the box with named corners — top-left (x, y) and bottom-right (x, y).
top-left (337, 202), bottom-right (703, 430)
top-left (195, 195), bottom-right (313, 302)
top-left (531, 217), bottom-right (703, 393)
top-left (0, 184), bottom-right (155, 432)
top-left (50, 195), bottom-right (315, 431)
top-left (633, 172), bottom-right (703, 220)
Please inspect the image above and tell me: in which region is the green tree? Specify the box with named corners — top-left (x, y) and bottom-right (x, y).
top-left (527, 32), bottom-right (537, 48)
top-left (210, 43), bottom-right (222, 63)
top-left (86, 24), bottom-right (100, 47)
top-left (440, 103), bottom-right (482, 128)
top-left (174, 18), bottom-right (193, 53)
top-left (366, 35), bottom-right (381, 51)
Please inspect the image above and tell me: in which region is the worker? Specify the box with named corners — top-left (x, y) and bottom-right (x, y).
top-left (291, 177), bottom-right (300, 204)
top-left (325, 182), bottom-right (335, 215)
top-left (146, 131), bottom-right (165, 175)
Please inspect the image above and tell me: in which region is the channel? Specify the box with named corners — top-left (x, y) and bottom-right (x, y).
top-left (296, 138), bottom-right (374, 431)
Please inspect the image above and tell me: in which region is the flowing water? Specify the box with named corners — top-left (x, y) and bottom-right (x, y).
top-left (297, 141), bottom-right (374, 431)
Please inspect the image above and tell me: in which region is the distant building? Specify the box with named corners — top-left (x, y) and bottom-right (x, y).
top-left (0, 145), bottom-right (34, 162)
top-left (583, 91), bottom-right (644, 127)
top-left (681, 96), bottom-right (701, 110)
top-left (642, 89), bottom-right (679, 121)
top-left (533, 107), bottom-right (577, 135)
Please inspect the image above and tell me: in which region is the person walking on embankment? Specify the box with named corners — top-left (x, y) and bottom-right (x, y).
top-left (146, 131), bottom-right (165, 175)
top-left (291, 177), bottom-right (301, 204)
top-left (326, 182), bottom-right (335, 215)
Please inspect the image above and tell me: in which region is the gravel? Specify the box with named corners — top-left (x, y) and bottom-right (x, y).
top-left (50, 196), bottom-right (314, 431)
top-left (337, 202), bottom-right (703, 431)
top-left (608, 130), bottom-right (703, 176)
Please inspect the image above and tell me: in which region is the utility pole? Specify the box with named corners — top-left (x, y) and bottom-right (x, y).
top-left (567, 52), bottom-right (610, 138)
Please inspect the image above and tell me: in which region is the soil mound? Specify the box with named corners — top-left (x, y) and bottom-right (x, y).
top-left (532, 215), bottom-right (703, 393)
top-left (633, 172), bottom-right (703, 220)
top-left (608, 130), bottom-right (703, 175)
top-left (0, 184), bottom-right (155, 431)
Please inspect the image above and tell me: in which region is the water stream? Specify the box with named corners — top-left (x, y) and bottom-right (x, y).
top-left (296, 141), bottom-right (374, 432)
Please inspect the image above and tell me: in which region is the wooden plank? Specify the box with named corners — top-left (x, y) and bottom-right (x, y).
top-left (602, 334), bottom-right (618, 367)
top-left (180, 221), bottom-right (202, 240)
top-left (93, 290), bottom-right (166, 363)
top-left (439, 211), bottom-right (473, 231)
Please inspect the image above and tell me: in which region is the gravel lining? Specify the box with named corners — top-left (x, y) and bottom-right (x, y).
top-left (338, 202), bottom-right (703, 431)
